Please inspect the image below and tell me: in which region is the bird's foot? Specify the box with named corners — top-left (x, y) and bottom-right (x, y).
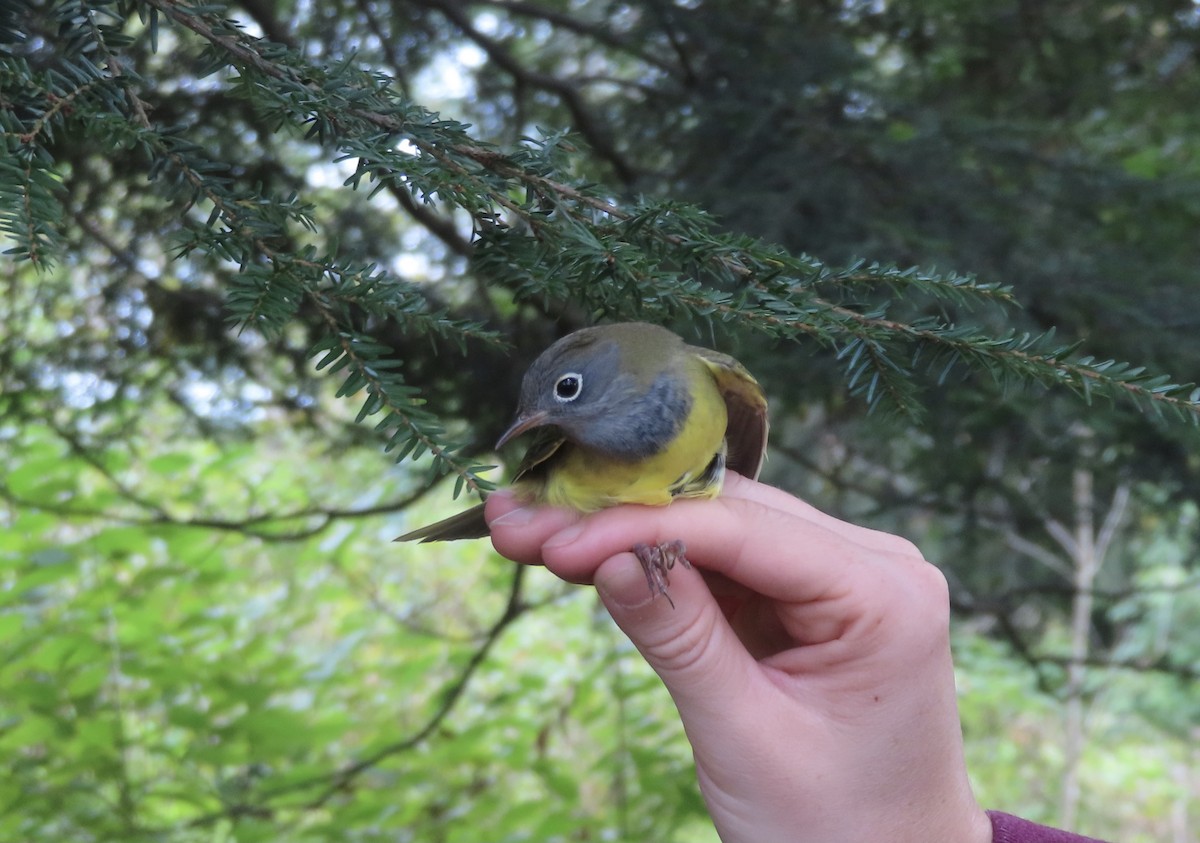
top-left (632, 539), bottom-right (691, 609)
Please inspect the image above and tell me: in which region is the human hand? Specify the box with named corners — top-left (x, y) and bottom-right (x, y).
top-left (485, 473), bottom-right (993, 843)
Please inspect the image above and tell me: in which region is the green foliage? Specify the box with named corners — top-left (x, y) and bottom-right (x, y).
top-left (0, 409), bottom-right (709, 840)
top-left (957, 633), bottom-right (1195, 843)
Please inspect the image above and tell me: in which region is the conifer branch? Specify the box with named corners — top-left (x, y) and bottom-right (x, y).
top-left (7, 0), bottom-right (1198, 498)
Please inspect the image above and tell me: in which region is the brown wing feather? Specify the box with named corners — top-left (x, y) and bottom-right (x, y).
top-left (691, 346), bottom-right (769, 480)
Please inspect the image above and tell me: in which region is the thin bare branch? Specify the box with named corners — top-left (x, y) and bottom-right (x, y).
top-left (1095, 482), bottom-right (1131, 563)
top-left (1004, 531), bottom-right (1072, 578)
top-left (407, 0), bottom-right (637, 183)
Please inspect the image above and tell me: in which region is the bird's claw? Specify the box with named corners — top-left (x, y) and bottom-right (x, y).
top-left (632, 539), bottom-right (690, 609)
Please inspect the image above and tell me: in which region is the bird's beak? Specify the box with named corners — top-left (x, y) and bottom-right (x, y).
top-left (495, 410), bottom-right (551, 449)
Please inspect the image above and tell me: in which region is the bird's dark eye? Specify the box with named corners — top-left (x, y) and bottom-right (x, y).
top-left (554, 373), bottom-right (583, 402)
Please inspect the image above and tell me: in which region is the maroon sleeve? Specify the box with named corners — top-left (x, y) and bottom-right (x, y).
top-left (988, 811), bottom-right (1112, 843)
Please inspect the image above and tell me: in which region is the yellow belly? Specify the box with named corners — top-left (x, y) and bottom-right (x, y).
top-left (541, 362), bottom-right (728, 512)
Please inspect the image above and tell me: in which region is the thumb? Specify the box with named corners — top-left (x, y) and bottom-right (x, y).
top-left (592, 551), bottom-right (754, 723)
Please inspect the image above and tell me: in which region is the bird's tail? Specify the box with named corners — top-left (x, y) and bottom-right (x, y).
top-left (394, 504), bottom-right (489, 542)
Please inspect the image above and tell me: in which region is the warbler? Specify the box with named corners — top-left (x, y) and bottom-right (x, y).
top-left (396, 321), bottom-right (769, 604)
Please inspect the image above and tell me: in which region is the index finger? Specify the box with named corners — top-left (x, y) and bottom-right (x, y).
top-left (722, 473), bottom-right (919, 557)
top-left (538, 492), bottom-right (877, 607)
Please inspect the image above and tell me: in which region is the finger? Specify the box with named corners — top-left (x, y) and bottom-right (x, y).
top-left (542, 491), bottom-right (937, 653)
top-left (591, 548), bottom-right (770, 723)
top-left (723, 474), bottom-right (917, 556)
top-left (539, 493), bottom-right (869, 606)
top-left (484, 491), bottom-right (582, 569)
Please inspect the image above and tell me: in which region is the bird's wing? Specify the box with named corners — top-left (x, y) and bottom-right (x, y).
top-left (510, 426), bottom-right (569, 485)
top-left (693, 347), bottom-right (769, 480)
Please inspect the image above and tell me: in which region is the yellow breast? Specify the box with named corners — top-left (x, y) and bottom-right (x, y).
top-left (540, 357), bottom-right (728, 512)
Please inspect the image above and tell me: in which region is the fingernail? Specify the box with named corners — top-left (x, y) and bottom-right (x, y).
top-left (596, 555), bottom-right (658, 610)
top-left (489, 506), bottom-right (534, 528)
top-left (543, 522), bottom-right (584, 548)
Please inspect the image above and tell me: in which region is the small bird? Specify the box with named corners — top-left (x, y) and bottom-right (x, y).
top-left (396, 322), bottom-right (768, 605)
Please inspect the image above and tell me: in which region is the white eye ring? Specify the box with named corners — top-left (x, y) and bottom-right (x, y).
top-left (554, 372), bottom-right (583, 403)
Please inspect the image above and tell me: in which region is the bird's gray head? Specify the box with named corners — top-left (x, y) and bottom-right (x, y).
top-left (497, 324), bottom-right (692, 460)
